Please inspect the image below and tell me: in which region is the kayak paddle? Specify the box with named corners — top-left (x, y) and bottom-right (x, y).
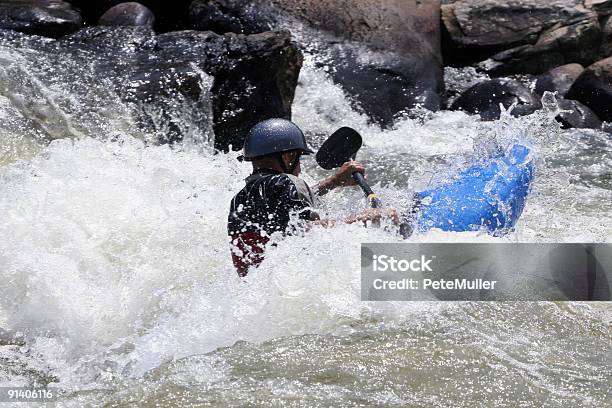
top-left (316, 127), bottom-right (382, 208)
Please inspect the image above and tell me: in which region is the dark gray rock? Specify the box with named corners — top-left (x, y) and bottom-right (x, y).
top-left (65, 0), bottom-right (192, 31)
top-left (442, 0), bottom-right (594, 63)
top-left (98, 2), bottom-right (155, 27)
top-left (602, 15), bottom-right (612, 57)
top-left (189, 0), bottom-right (270, 34)
top-left (189, 0), bottom-right (444, 126)
top-left (451, 79), bottom-right (542, 120)
top-left (480, 16), bottom-right (603, 76)
top-left (0, 0), bottom-right (82, 38)
top-left (556, 97), bottom-right (602, 129)
top-left (59, 27), bottom-right (303, 149)
top-left (585, 0), bottom-right (612, 16)
top-left (155, 30), bottom-right (303, 150)
top-left (535, 64), bottom-right (585, 97)
top-left (442, 0), bottom-right (612, 72)
top-left (567, 56), bottom-right (612, 122)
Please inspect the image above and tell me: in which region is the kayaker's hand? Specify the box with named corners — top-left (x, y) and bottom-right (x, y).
top-left (331, 160), bottom-right (366, 188)
top-left (314, 160), bottom-right (366, 196)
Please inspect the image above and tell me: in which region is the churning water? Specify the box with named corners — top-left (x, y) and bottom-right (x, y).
top-left (0, 31), bottom-right (611, 407)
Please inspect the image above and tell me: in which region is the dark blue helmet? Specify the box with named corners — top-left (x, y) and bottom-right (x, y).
top-left (242, 119), bottom-right (314, 161)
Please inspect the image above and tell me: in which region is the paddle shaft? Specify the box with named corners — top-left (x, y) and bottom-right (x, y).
top-left (352, 172), bottom-right (381, 208)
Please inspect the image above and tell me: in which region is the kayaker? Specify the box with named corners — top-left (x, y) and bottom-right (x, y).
top-left (228, 118), bottom-right (398, 276)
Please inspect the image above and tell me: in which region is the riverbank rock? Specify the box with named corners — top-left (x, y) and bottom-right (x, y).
top-left (442, 0), bottom-right (609, 74)
top-left (566, 56), bottom-right (612, 122)
top-left (602, 15), bottom-right (612, 56)
top-left (451, 79), bottom-right (542, 120)
top-left (480, 15), bottom-right (603, 76)
top-left (556, 97), bottom-right (602, 129)
top-left (0, 0), bottom-right (82, 38)
top-left (65, 0), bottom-right (192, 31)
top-left (535, 64), bottom-right (585, 97)
top-left (98, 2), bottom-right (155, 27)
top-left (59, 27), bottom-right (302, 149)
top-left (585, 0), bottom-right (612, 15)
top-left (190, 0), bottom-right (444, 126)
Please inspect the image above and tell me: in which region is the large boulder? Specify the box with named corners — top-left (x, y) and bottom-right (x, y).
top-left (602, 15), bottom-right (612, 57)
top-left (58, 27), bottom-right (302, 149)
top-left (480, 15), bottom-right (603, 75)
top-left (64, 0), bottom-right (192, 31)
top-left (585, 0), bottom-right (612, 15)
top-left (155, 30), bottom-right (303, 150)
top-left (556, 97), bottom-right (602, 129)
top-left (190, 0), bottom-right (444, 126)
top-left (451, 79), bottom-right (542, 120)
top-left (0, 0), bottom-right (82, 38)
top-left (442, 0), bottom-right (608, 73)
top-left (535, 63), bottom-right (585, 97)
top-left (98, 2), bottom-right (155, 27)
top-left (566, 56), bottom-right (612, 122)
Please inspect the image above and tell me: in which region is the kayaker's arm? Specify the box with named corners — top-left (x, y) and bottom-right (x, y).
top-left (315, 160), bottom-right (366, 196)
top-left (313, 208), bottom-right (399, 228)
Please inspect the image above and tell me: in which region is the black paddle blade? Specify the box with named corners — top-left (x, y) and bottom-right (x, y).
top-left (315, 127), bottom-right (362, 170)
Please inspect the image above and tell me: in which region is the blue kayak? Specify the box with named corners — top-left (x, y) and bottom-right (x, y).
top-left (416, 144), bottom-right (535, 235)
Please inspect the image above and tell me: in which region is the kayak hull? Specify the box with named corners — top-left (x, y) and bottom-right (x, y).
top-left (416, 144), bottom-right (535, 235)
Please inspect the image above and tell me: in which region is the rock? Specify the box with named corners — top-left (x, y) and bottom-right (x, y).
top-left (535, 64), bottom-right (585, 97)
top-left (480, 15), bottom-right (603, 75)
top-left (98, 2), bottom-right (155, 27)
top-left (451, 79), bottom-right (542, 120)
top-left (189, 0), bottom-right (444, 126)
top-left (585, 0), bottom-right (612, 15)
top-left (59, 27), bottom-right (302, 149)
top-left (442, 0), bottom-right (612, 71)
top-left (156, 30), bottom-right (303, 150)
top-left (64, 0), bottom-right (192, 31)
top-left (567, 56), bottom-right (612, 122)
top-left (189, 0), bottom-right (270, 34)
top-left (0, 0), bottom-right (82, 38)
top-left (602, 15), bottom-right (612, 57)
top-left (556, 97), bottom-right (602, 129)
top-left (442, 0), bottom-right (594, 63)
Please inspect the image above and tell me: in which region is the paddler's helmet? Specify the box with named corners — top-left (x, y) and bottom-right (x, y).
top-left (241, 118), bottom-right (314, 161)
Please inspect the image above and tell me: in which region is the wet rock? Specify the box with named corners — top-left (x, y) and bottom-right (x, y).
top-left (98, 2), bottom-right (155, 27)
top-left (189, 0), bottom-right (444, 126)
top-left (567, 56), bottom-right (612, 122)
top-left (442, 0), bottom-right (595, 63)
top-left (442, 0), bottom-right (612, 72)
top-left (189, 0), bottom-right (270, 34)
top-left (59, 27), bottom-right (302, 149)
top-left (0, 0), bottom-right (82, 38)
top-left (535, 64), bottom-right (585, 97)
top-left (65, 0), bottom-right (192, 31)
top-left (480, 16), bottom-right (603, 75)
top-left (156, 30), bottom-right (303, 150)
top-left (556, 97), bottom-right (602, 129)
top-left (451, 79), bottom-right (542, 120)
top-left (585, 0), bottom-right (612, 16)
top-left (602, 15), bottom-right (612, 57)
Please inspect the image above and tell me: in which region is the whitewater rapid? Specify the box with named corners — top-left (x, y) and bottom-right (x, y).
top-left (0, 47), bottom-right (610, 405)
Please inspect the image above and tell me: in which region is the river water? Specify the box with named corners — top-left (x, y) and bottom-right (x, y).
top-left (0, 29), bottom-right (611, 407)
